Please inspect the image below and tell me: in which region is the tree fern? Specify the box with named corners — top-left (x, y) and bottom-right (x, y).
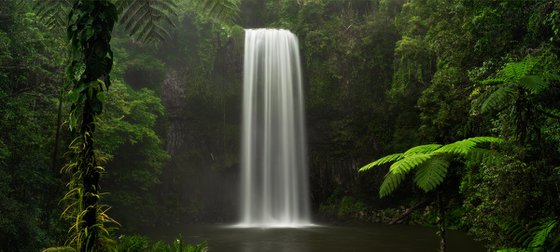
top-left (501, 57), bottom-right (538, 81)
top-left (519, 75), bottom-right (547, 94)
top-left (33, 0), bottom-right (240, 43)
top-left (32, 0), bottom-right (72, 29)
top-left (480, 86), bottom-right (513, 113)
top-left (414, 158), bottom-right (449, 192)
top-left (528, 219), bottom-right (557, 248)
top-left (435, 137), bottom-right (502, 156)
top-left (359, 153), bottom-right (403, 172)
top-left (496, 218), bottom-right (558, 251)
top-left (117, 0), bottom-right (178, 43)
top-left (480, 56), bottom-right (551, 114)
top-left (187, 0), bottom-right (240, 24)
top-left (360, 136), bottom-right (502, 198)
top-left (379, 171), bottom-right (406, 198)
top-left (404, 144), bottom-right (442, 155)
top-left (389, 153), bottom-right (433, 175)
top-left (465, 148), bottom-right (498, 165)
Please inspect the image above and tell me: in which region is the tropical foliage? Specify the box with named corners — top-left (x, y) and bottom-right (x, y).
top-left (2, 0), bottom-right (560, 251)
top-left (359, 137), bottom-right (502, 197)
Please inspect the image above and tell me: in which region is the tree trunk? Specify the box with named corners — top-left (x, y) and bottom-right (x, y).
top-left (438, 191), bottom-right (446, 252)
top-left (80, 100), bottom-right (99, 251)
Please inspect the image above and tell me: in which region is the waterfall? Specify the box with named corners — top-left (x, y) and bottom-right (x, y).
top-left (239, 29), bottom-right (311, 227)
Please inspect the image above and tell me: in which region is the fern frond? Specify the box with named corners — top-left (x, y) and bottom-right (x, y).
top-left (481, 86), bottom-right (514, 113)
top-left (466, 148), bottom-right (498, 165)
top-left (542, 72), bottom-right (560, 82)
top-left (434, 139), bottom-right (476, 156)
top-left (32, 0), bottom-right (72, 29)
top-left (502, 57), bottom-right (539, 81)
top-left (189, 0), bottom-right (240, 24)
top-left (496, 249), bottom-right (528, 252)
top-left (481, 77), bottom-right (507, 85)
top-left (389, 153), bottom-right (432, 175)
top-left (528, 219), bottom-right (557, 248)
top-left (519, 75), bottom-right (547, 94)
top-left (118, 0), bottom-right (178, 43)
top-left (466, 136), bottom-right (503, 144)
top-left (499, 219), bottom-right (541, 247)
top-left (379, 171), bottom-right (406, 198)
top-left (436, 137), bottom-right (502, 156)
top-left (414, 158), bottom-right (448, 192)
top-left (403, 144), bottom-right (442, 155)
top-left (359, 153), bottom-right (404, 172)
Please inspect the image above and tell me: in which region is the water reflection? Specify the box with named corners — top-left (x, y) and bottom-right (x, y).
top-left (156, 224), bottom-right (484, 252)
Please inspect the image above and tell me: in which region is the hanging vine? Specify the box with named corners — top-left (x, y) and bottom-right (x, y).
top-left (61, 1), bottom-right (118, 251)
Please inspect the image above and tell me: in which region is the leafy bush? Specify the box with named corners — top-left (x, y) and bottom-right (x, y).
top-left (115, 234), bottom-right (208, 252)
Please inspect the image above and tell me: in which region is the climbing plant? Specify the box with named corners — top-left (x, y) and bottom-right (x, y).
top-left (62, 1), bottom-right (118, 250)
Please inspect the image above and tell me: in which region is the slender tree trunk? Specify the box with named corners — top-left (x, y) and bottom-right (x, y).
top-left (65, 1), bottom-right (117, 250)
top-left (80, 101), bottom-right (99, 251)
top-left (437, 191), bottom-right (446, 252)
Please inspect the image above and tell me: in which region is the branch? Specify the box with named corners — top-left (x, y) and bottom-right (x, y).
top-left (389, 198), bottom-right (431, 225)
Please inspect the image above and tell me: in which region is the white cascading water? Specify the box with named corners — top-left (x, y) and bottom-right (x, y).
top-left (239, 29), bottom-right (311, 227)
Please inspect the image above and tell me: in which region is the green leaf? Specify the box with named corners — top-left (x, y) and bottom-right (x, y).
top-left (435, 139), bottom-right (475, 156)
top-left (359, 153), bottom-right (403, 172)
top-left (70, 62), bottom-right (86, 81)
top-left (495, 249), bottom-right (528, 252)
top-left (96, 92), bottom-right (106, 103)
top-left (404, 144), bottom-right (442, 156)
top-left (519, 75), bottom-right (546, 94)
top-left (414, 158), bottom-right (449, 192)
top-left (529, 219), bottom-right (557, 248)
top-left (435, 137), bottom-right (501, 156)
top-left (481, 86), bottom-right (513, 113)
top-left (379, 171), bottom-right (406, 198)
top-left (465, 136), bottom-right (503, 144)
top-left (389, 153), bottom-right (432, 175)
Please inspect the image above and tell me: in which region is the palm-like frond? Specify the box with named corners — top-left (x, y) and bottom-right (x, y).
top-left (117, 0), bottom-right (178, 43)
top-left (466, 148), bottom-right (497, 164)
top-left (32, 0), bottom-right (72, 29)
top-left (435, 136), bottom-right (502, 156)
top-left (361, 136), bottom-right (502, 198)
top-left (188, 0), bottom-right (240, 24)
top-left (414, 158), bottom-right (449, 192)
top-left (404, 144), bottom-right (442, 155)
top-left (480, 56), bottom-right (551, 114)
top-left (480, 86), bottom-right (513, 113)
top-left (502, 57), bottom-right (538, 81)
top-left (528, 219), bottom-right (557, 248)
top-left (497, 218), bottom-right (558, 251)
top-left (379, 171), bottom-right (406, 198)
top-left (389, 153), bottom-right (433, 175)
top-left (359, 153), bottom-right (403, 172)
top-left (520, 75), bottom-right (547, 94)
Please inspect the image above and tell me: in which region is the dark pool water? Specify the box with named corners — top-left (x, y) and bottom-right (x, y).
top-left (158, 223), bottom-right (484, 252)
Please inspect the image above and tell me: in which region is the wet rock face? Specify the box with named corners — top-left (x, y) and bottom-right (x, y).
top-left (162, 70), bottom-right (186, 156)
